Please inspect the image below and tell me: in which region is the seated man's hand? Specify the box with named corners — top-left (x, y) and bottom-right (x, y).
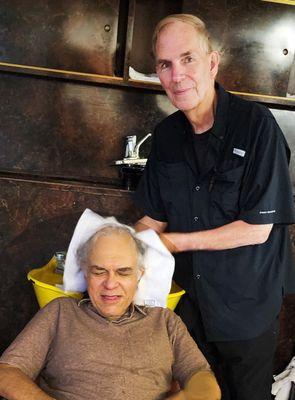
top-left (167, 371), bottom-right (221, 400)
top-left (166, 390), bottom-right (186, 400)
top-left (184, 370), bottom-right (221, 400)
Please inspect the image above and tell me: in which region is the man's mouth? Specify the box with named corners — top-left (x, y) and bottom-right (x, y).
top-left (174, 87), bottom-right (192, 95)
top-left (101, 295), bottom-right (121, 302)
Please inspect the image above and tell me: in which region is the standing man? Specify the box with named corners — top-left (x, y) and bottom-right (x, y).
top-left (134, 14), bottom-right (295, 400)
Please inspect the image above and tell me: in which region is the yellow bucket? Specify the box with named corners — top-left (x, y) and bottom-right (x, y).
top-left (27, 257), bottom-right (83, 308)
top-left (167, 281), bottom-right (185, 310)
top-left (28, 257), bottom-right (185, 311)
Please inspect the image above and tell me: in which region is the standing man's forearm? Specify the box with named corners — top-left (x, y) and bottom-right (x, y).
top-left (0, 364), bottom-right (55, 400)
top-left (161, 220), bottom-right (273, 252)
top-left (135, 215), bottom-right (272, 252)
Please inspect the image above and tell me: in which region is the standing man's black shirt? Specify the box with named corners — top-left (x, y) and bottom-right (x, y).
top-left (134, 84), bottom-right (295, 341)
top-left (191, 129), bottom-right (211, 175)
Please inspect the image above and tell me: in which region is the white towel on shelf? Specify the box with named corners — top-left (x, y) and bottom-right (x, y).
top-left (129, 66), bottom-right (161, 84)
top-left (272, 356), bottom-right (295, 400)
top-left (63, 208), bottom-right (175, 307)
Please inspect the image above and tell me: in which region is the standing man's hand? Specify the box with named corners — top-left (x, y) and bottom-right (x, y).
top-left (159, 233), bottom-right (183, 253)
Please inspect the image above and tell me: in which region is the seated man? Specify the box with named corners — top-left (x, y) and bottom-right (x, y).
top-left (0, 224), bottom-right (220, 400)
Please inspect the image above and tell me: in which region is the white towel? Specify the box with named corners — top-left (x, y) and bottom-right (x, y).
top-left (272, 356), bottom-right (295, 400)
top-left (63, 209), bottom-right (175, 307)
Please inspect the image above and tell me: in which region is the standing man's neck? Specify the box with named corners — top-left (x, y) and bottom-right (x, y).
top-left (184, 87), bottom-right (217, 134)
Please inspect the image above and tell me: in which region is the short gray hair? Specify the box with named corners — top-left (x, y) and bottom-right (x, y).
top-left (76, 224), bottom-right (146, 275)
top-left (152, 13), bottom-right (213, 57)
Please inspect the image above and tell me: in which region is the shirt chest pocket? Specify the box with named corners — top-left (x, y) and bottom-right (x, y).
top-left (158, 161), bottom-right (189, 216)
top-left (210, 161), bottom-right (245, 226)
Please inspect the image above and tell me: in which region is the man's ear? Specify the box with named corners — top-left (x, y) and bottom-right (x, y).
top-left (83, 268), bottom-right (89, 280)
top-left (137, 268), bottom-right (144, 282)
top-left (210, 51), bottom-right (220, 78)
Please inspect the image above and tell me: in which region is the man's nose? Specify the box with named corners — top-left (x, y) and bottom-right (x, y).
top-left (103, 273), bottom-right (119, 289)
top-left (171, 63), bottom-right (185, 83)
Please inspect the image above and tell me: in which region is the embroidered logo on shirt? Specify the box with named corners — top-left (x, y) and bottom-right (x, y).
top-left (233, 148), bottom-right (246, 157)
top-left (144, 299), bottom-right (156, 307)
top-left (259, 210), bottom-right (276, 214)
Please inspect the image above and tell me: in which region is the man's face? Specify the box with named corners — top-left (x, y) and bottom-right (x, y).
top-left (155, 21), bottom-right (219, 112)
top-left (86, 232), bottom-right (141, 320)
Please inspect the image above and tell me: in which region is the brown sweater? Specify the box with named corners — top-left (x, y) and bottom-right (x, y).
top-left (0, 298), bottom-right (210, 400)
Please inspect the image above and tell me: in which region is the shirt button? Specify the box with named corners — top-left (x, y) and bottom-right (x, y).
top-left (194, 216), bottom-right (199, 222)
top-left (196, 274), bottom-right (201, 279)
top-left (195, 185), bottom-right (200, 191)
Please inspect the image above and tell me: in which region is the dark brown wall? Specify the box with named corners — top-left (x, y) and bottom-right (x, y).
top-left (0, 72), bottom-right (172, 183)
top-left (0, 0), bottom-right (295, 373)
top-left (183, 0), bottom-right (295, 98)
top-left (0, 0), bottom-right (121, 75)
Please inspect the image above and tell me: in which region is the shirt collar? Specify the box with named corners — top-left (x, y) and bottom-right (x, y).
top-left (211, 82), bottom-right (230, 141)
top-left (177, 82), bottom-right (229, 142)
top-left (78, 299), bottom-right (147, 324)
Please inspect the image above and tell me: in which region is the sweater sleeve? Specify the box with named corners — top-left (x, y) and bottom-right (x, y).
top-left (0, 299), bottom-right (61, 380)
top-left (166, 309), bottom-right (211, 388)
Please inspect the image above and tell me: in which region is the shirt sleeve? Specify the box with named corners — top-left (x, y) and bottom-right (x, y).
top-left (165, 309), bottom-right (210, 387)
top-left (238, 114), bottom-right (295, 224)
top-left (133, 129), bottom-right (167, 222)
top-left (0, 299), bottom-right (60, 380)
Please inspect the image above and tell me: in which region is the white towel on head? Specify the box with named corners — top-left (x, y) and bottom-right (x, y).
top-left (63, 208), bottom-right (175, 307)
top-left (134, 228), bottom-right (174, 307)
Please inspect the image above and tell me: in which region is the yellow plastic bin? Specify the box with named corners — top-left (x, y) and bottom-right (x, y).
top-left (28, 257), bottom-right (185, 311)
top-left (167, 282), bottom-right (185, 310)
top-left (27, 257), bottom-right (83, 308)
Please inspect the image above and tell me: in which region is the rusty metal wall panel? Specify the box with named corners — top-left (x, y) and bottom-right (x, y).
top-left (0, 0), bottom-right (120, 76)
top-left (271, 109), bottom-right (295, 194)
top-left (0, 176), bottom-right (141, 353)
top-left (0, 72), bottom-right (175, 182)
top-left (183, 0), bottom-right (295, 98)
top-left (129, 0), bottom-right (182, 74)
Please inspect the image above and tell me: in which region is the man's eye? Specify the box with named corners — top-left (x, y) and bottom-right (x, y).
top-left (118, 270), bottom-right (133, 276)
top-left (92, 270), bottom-right (105, 276)
top-left (183, 56), bottom-right (194, 63)
top-left (158, 62), bottom-right (169, 71)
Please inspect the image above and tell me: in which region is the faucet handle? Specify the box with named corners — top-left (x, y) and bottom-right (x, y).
top-left (125, 135), bottom-right (137, 158)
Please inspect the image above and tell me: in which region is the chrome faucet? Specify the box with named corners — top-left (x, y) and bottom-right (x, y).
top-left (115, 133), bottom-right (152, 165)
top-left (128, 133), bottom-right (151, 159)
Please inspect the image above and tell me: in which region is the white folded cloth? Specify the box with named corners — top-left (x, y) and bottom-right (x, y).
top-left (272, 356), bottom-right (295, 400)
top-left (129, 66), bottom-right (161, 84)
top-left (63, 209), bottom-right (175, 307)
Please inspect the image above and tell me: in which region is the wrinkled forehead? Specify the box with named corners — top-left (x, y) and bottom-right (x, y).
top-left (89, 231), bottom-right (139, 266)
top-left (155, 20), bottom-right (207, 59)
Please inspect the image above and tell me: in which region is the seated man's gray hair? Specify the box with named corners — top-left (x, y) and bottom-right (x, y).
top-left (76, 224), bottom-right (146, 275)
